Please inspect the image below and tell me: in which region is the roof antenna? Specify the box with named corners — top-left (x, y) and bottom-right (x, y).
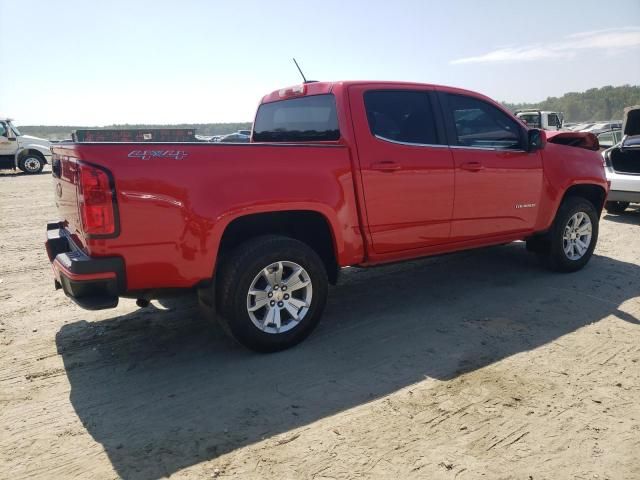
top-left (293, 58), bottom-right (310, 83)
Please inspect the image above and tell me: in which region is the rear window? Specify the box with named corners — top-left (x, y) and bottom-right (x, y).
top-left (253, 94), bottom-right (340, 142)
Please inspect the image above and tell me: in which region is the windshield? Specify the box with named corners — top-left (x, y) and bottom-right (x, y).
top-left (8, 121), bottom-right (21, 136)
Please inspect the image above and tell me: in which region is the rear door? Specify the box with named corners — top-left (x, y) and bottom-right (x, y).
top-left (349, 86), bottom-right (454, 254)
top-left (438, 91), bottom-right (543, 241)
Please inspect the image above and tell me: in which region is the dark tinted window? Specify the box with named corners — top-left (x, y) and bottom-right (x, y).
top-left (253, 94), bottom-right (340, 142)
top-left (364, 90), bottom-right (440, 145)
top-left (447, 94), bottom-right (522, 149)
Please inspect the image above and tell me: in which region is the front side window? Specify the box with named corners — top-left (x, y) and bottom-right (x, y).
top-left (447, 94), bottom-right (522, 149)
top-left (253, 94), bottom-right (340, 142)
top-left (548, 113), bottom-right (560, 128)
top-left (364, 90), bottom-right (440, 145)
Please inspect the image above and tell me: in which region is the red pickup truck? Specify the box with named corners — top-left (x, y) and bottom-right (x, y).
top-left (46, 81), bottom-right (607, 352)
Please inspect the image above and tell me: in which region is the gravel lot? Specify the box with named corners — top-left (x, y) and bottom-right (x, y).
top-left (1, 169), bottom-right (639, 480)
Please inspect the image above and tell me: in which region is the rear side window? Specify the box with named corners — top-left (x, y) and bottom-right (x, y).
top-left (548, 113), bottom-right (560, 128)
top-left (447, 94), bottom-right (522, 149)
top-left (364, 90), bottom-right (440, 145)
top-left (253, 94), bottom-right (340, 142)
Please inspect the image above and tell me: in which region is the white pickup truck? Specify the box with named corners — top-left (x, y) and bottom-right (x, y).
top-left (515, 110), bottom-right (564, 131)
top-left (0, 117), bottom-right (52, 174)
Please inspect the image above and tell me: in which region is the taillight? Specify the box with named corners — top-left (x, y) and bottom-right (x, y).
top-left (77, 163), bottom-right (117, 236)
top-left (278, 84), bottom-right (306, 98)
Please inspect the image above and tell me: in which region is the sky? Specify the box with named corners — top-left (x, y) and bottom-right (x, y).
top-left (1, 0), bottom-right (639, 126)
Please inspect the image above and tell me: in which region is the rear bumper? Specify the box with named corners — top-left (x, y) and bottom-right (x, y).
top-left (46, 222), bottom-right (125, 310)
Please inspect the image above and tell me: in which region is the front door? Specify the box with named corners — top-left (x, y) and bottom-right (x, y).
top-left (349, 86), bottom-right (455, 254)
top-left (438, 92), bottom-right (543, 242)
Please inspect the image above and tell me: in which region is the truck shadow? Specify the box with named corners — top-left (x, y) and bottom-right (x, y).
top-left (55, 244), bottom-right (640, 479)
top-left (603, 206), bottom-right (640, 225)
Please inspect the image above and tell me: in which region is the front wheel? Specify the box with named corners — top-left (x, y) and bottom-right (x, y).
top-left (605, 201), bottom-right (630, 214)
top-left (540, 197), bottom-right (599, 272)
top-left (214, 235), bottom-right (328, 352)
top-left (18, 155), bottom-right (45, 174)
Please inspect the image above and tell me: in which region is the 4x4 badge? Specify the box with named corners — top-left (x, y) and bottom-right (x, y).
top-left (128, 150), bottom-right (188, 161)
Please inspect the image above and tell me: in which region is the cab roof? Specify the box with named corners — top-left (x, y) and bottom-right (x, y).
top-left (259, 80), bottom-right (499, 105)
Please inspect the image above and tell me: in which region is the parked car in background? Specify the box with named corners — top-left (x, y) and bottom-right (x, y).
top-left (584, 121), bottom-right (623, 135)
top-left (46, 80), bottom-right (607, 352)
top-left (217, 132), bottom-right (250, 143)
top-left (596, 129), bottom-right (623, 150)
top-left (515, 110), bottom-right (563, 130)
top-left (602, 106), bottom-right (640, 214)
top-left (567, 122), bottom-right (595, 131)
top-left (0, 117), bottom-right (51, 173)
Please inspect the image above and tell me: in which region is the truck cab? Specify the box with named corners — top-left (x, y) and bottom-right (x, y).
top-left (0, 117), bottom-right (52, 173)
top-left (515, 110), bottom-right (564, 131)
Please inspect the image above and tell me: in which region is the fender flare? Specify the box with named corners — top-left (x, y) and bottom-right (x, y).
top-left (207, 202), bottom-right (348, 270)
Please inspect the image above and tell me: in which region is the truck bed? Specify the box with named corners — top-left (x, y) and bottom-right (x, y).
top-left (51, 142), bottom-right (364, 291)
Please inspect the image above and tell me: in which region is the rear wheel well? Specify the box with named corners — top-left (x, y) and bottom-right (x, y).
top-left (561, 184), bottom-right (606, 215)
top-left (217, 211), bottom-right (339, 284)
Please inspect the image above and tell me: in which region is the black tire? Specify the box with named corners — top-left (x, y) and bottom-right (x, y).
top-left (18, 154), bottom-right (45, 174)
top-left (540, 196), bottom-right (599, 272)
top-left (214, 235), bottom-right (328, 352)
top-left (605, 201), bottom-right (630, 214)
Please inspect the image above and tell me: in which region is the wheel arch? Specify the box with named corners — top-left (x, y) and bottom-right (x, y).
top-left (213, 209), bottom-right (342, 284)
top-left (17, 148), bottom-right (48, 164)
top-left (560, 183), bottom-right (607, 216)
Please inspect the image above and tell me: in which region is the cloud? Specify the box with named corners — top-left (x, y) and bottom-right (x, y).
top-left (450, 26), bottom-right (640, 65)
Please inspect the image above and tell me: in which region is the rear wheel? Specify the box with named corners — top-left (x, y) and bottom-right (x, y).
top-left (18, 154), bottom-right (45, 174)
top-left (605, 201), bottom-right (630, 214)
top-left (214, 235), bottom-right (328, 352)
top-left (539, 197), bottom-right (598, 272)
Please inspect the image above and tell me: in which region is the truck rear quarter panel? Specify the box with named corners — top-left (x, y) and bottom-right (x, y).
top-left (52, 143), bottom-right (364, 291)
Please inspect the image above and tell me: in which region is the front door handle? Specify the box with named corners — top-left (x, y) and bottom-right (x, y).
top-left (371, 161), bottom-right (401, 172)
top-left (460, 161), bottom-right (484, 171)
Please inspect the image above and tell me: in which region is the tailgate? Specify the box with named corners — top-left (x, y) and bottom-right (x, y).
top-left (51, 149), bottom-right (85, 247)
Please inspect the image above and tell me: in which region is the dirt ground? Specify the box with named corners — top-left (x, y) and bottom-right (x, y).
top-left (1, 168), bottom-right (639, 480)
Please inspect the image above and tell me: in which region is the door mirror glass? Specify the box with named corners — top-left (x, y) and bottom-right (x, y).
top-left (528, 129), bottom-right (545, 152)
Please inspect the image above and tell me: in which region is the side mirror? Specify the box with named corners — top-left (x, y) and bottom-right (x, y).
top-left (528, 128), bottom-right (546, 152)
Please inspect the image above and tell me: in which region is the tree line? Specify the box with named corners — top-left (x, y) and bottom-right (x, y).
top-left (16, 85), bottom-right (640, 139)
top-left (502, 85), bottom-right (640, 122)
top-left (17, 122), bottom-right (252, 141)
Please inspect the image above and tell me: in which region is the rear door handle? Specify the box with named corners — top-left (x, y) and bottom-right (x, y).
top-left (370, 161), bottom-right (401, 172)
top-left (460, 161), bottom-right (484, 171)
